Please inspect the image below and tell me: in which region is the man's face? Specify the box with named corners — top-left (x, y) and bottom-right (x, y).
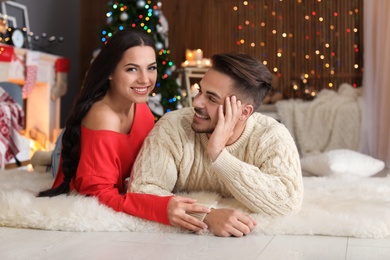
top-left (191, 69), bottom-right (235, 133)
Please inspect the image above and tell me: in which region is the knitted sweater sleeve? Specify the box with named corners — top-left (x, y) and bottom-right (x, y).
top-left (130, 115), bottom-right (182, 197)
top-left (211, 124), bottom-right (303, 216)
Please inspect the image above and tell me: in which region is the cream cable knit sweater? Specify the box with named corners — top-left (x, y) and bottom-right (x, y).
top-left (130, 107), bottom-right (303, 217)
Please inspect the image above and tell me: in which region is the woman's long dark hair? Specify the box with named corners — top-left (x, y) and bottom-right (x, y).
top-left (38, 29), bottom-right (156, 197)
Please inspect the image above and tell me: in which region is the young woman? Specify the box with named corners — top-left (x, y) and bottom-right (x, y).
top-left (38, 29), bottom-right (209, 232)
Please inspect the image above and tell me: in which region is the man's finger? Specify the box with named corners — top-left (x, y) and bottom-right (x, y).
top-left (237, 215), bottom-right (256, 231)
top-left (218, 104), bottom-right (224, 121)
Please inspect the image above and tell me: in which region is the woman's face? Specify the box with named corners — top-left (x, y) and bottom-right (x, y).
top-left (109, 45), bottom-right (157, 104)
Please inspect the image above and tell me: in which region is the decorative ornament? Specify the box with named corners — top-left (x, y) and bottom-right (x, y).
top-left (30, 33), bottom-right (65, 53)
top-left (153, 10), bottom-right (160, 17)
top-left (155, 41), bottom-right (163, 50)
top-left (165, 68), bottom-right (172, 76)
top-left (120, 12), bottom-right (129, 21)
top-left (136, 0), bottom-right (146, 9)
top-left (176, 102), bottom-right (182, 110)
top-left (157, 1), bottom-right (162, 9)
top-left (156, 3), bottom-right (169, 48)
top-left (147, 93), bottom-right (164, 116)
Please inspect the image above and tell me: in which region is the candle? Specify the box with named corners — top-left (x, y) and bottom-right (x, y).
top-left (194, 49), bottom-right (203, 61)
top-left (202, 58), bottom-right (211, 67)
top-left (181, 60), bottom-right (189, 67)
top-left (186, 49), bottom-right (194, 61)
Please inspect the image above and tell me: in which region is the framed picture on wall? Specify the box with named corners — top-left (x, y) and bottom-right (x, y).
top-left (1, 1), bottom-right (31, 49)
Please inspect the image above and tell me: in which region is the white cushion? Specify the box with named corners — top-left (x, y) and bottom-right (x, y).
top-left (300, 149), bottom-right (385, 177)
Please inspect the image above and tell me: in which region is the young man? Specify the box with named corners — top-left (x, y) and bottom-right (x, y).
top-left (129, 52), bottom-right (303, 237)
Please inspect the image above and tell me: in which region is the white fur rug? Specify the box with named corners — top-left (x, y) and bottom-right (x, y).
top-left (1, 169), bottom-right (390, 238)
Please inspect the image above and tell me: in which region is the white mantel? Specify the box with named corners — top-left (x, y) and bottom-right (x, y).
top-left (0, 44), bottom-right (63, 149)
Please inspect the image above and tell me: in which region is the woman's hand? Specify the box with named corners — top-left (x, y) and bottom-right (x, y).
top-left (167, 196), bottom-right (210, 232)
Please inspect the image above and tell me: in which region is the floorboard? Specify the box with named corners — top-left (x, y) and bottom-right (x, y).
top-left (1, 227), bottom-right (390, 260)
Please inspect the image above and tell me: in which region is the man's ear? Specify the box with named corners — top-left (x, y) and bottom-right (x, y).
top-left (240, 104), bottom-right (253, 121)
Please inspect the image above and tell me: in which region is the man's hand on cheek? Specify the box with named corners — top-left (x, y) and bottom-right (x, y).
top-left (207, 96), bottom-right (241, 161)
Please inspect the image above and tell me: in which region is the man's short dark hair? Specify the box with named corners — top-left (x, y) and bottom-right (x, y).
top-left (211, 52), bottom-right (273, 111)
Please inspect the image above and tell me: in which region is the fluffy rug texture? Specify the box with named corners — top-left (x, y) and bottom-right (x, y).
top-left (1, 169), bottom-right (390, 238)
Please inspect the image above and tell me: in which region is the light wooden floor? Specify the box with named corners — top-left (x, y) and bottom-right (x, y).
top-left (1, 227), bottom-right (390, 260)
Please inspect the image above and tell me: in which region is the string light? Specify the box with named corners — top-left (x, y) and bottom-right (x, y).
top-left (235, 0), bottom-right (362, 99)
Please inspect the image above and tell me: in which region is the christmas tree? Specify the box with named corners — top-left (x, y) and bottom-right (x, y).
top-left (101, 0), bottom-right (182, 119)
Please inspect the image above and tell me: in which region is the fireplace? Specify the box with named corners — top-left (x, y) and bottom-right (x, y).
top-left (0, 44), bottom-right (65, 150)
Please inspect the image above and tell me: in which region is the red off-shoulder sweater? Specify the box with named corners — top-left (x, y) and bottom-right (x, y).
top-left (52, 103), bottom-right (172, 224)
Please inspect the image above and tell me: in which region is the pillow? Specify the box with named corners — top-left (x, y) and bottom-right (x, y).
top-left (300, 149), bottom-right (385, 177)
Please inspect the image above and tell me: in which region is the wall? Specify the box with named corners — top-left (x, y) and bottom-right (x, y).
top-left (6, 1), bottom-right (363, 128)
top-left (80, 0), bottom-right (363, 101)
top-left (159, 0), bottom-right (364, 98)
top-left (79, 0), bottom-right (107, 94)
top-left (16, 0), bottom-right (80, 127)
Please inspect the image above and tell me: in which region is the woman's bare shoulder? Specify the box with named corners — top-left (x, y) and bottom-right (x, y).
top-left (82, 102), bottom-right (120, 131)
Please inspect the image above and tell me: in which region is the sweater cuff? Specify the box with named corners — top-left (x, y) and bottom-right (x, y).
top-left (123, 193), bottom-right (173, 225)
top-left (211, 149), bottom-right (242, 180)
top-left (187, 202), bottom-right (218, 222)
